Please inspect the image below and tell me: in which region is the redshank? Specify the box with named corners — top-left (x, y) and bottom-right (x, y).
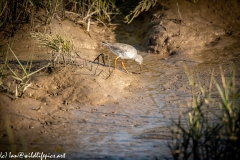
top-left (101, 41), bottom-right (143, 74)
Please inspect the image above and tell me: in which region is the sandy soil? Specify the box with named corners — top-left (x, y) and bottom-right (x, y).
top-left (0, 1), bottom-right (240, 159)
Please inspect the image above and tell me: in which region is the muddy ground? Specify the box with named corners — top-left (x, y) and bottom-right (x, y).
top-left (0, 0), bottom-right (240, 159)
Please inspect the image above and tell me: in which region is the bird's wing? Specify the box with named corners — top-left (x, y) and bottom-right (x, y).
top-left (113, 43), bottom-right (134, 52)
top-left (102, 42), bottom-right (137, 58)
top-left (102, 42), bottom-right (124, 55)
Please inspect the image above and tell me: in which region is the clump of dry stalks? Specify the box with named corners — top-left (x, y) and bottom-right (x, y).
top-left (0, 0), bottom-right (120, 37)
top-left (65, 0), bottom-right (120, 31)
top-left (124, 0), bottom-right (158, 24)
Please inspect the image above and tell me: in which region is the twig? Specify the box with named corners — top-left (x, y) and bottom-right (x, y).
top-left (87, 18), bottom-right (90, 32)
top-left (176, 2), bottom-right (181, 36)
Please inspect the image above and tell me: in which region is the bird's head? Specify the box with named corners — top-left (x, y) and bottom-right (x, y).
top-left (135, 54), bottom-right (143, 73)
top-left (135, 54), bottom-right (143, 65)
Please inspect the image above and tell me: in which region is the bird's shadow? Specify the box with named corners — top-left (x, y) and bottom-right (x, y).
top-left (92, 53), bottom-right (106, 66)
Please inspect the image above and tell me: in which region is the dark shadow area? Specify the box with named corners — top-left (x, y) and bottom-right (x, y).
top-left (112, 0), bottom-right (240, 58)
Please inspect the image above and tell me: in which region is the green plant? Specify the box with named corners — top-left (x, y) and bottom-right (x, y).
top-left (213, 66), bottom-right (240, 159)
top-left (30, 32), bottom-right (75, 66)
top-left (168, 66), bottom-right (240, 160)
top-left (7, 46), bottom-right (48, 98)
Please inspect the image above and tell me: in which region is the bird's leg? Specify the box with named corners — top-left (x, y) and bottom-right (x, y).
top-left (139, 64), bottom-right (142, 73)
top-left (121, 60), bottom-right (129, 74)
top-left (114, 57), bottom-right (120, 70)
